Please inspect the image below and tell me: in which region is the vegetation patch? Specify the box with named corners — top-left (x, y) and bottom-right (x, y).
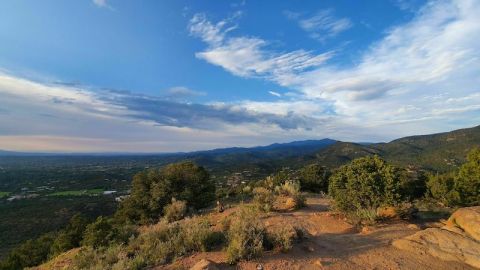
top-left (226, 206), bottom-right (266, 263)
top-left (48, 189), bottom-right (104, 197)
top-left (0, 192), bottom-right (10, 199)
top-left (328, 156), bottom-right (414, 224)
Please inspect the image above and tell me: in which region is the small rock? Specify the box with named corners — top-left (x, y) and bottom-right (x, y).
top-left (377, 206), bottom-right (398, 219)
top-left (285, 197), bottom-right (297, 209)
top-left (361, 226), bottom-right (372, 234)
top-left (313, 259), bottom-right (323, 267)
top-left (303, 244), bottom-right (315, 252)
top-left (407, 224), bottom-right (420, 230)
top-left (190, 259), bottom-right (219, 270)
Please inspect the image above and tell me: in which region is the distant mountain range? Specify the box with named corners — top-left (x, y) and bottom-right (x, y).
top-left (1, 125), bottom-right (480, 172)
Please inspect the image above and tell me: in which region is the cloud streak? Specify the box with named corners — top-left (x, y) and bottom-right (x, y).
top-left (0, 72), bottom-right (329, 152)
top-left (287, 9), bottom-right (353, 41)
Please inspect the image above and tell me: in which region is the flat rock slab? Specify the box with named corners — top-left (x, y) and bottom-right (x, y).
top-left (446, 206), bottom-right (480, 242)
top-left (393, 227), bottom-right (480, 269)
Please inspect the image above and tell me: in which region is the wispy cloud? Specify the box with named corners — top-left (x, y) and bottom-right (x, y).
top-left (285, 9), bottom-right (353, 41)
top-left (268, 91), bottom-right (282, 97)
top-left (189, 13), bottom-right (333, 81)
top-left (92, 0), bottom-right (112, 9)
top-left (391, 0), bottom-right (423, 12)
top-left (165, 86), bottom-right (206, 100)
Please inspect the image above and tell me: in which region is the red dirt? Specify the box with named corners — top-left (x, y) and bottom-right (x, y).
top-left (158, 195), bottom-right (475, 270)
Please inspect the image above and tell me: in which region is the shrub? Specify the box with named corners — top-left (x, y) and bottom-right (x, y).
top-left (299, 164), bottom-right (331, 193)
top-left (267, 224), bottom-right (298, 252)
top-left (163, 199), bottom-right (187, 223)
top-left (426, 148), bottom-right (480, 206)
top-left (226, 207), bottom-right (266, 263)
top-left (116, 161), bottom-right (215, 224)
top-left (277, 180), bottom-right (306, 209)
top-left (50, 214), bottom-right (89, 256)
top-left (75, 216), bottom-right (222, 269)
top-left (328, 156), bottom-right (408, 221)
top-left (81, 217), bottom-right (135, 248)
top-left (426, 172), bottom-right (458, 206)
top-left (0, 233), bottom-right (56, 270)
top-left (253, 187), bottom-right (275, 212)
top-left (454, 147), bottom-right (480, 206)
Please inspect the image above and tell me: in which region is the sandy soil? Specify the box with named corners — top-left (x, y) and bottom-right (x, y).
top-left (159, 195), bottom-right (475, 270)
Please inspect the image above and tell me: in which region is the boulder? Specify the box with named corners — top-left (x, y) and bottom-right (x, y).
top-left (393, 206), bottom-right (480, 269)
top-left (190, 259), bottom-right (219, 270)
top-left (445, 206), bottom-right (480, 242)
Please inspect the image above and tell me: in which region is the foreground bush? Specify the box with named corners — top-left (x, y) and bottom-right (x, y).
top-left (0, 214), bottom-right (89, 270)
top-left (426, 172), bottom-right (458, 206)
top-left (73, 216), bottom-right (220, 269)
top-left (454, 148), bottom-right (480, 206)
top-left (226, 207), bottom-right (266, 263)
top-left (82, 216), bottom-right (135, 248)
top-left (299, 164), bottom-right (330, 193)
top-left (0, 233), bottom-right (55, 270)
top-left (267, 224), bottom-right (300, 252)
top-left (163, 199), bottom-right (187, 223)
top-left (116, 162), bottom-right (215, 225)
top-left (427, 148), bottom-right (480, 206)
top-left (252, 187), bottom-right (275, 212)
top-left (328, 156), bottom-right (408, 221)
top-left (276, 180), bottom-right (306, 209)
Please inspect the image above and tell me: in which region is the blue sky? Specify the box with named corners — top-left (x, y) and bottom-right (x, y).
top-left (0, 0), bottom-right (479, 152)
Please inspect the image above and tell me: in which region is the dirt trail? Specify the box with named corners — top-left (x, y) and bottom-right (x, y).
top-left (161, 195), bottom-right (475, 270)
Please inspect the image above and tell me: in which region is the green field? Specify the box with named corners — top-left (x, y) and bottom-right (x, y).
top-left (0, 192), bottom-right (10, 198)
top-left (47, 189), bottom-right (104, 197)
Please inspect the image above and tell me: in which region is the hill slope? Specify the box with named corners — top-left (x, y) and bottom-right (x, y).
top-left (312, 125), bottom-right (480, 171)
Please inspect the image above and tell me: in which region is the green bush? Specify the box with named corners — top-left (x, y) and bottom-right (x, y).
top-left (454, 148), bottom-right (480, 206)
top-left (81, 217), bottom-right (135, 248)
top-left (115, 162), bottom-right (215, 225)
top-left (163, 199), bottom-right (187, 223)
top-left (426, 148), bottom-right (480, 206)
top-left (252, 187), bottom-right (275, 212)
top-left (74, 216), bottom-right (221, 269)
top-left (50, 214), bottom-right (89, 256)
top-left (426, 172), bottom-right (458, 206)
top-left (267, 224), bottom-right (298, 252)
top-left (299, 164), bottom-right (330, 192)
top-left (226, 207), bottom-right (266, 263)
top-left (328, 156), bottom-right (408, 220)
top-left (0, 233), bottom-right (56, 270)
top-left (0, 214), bottom-right (90, 270)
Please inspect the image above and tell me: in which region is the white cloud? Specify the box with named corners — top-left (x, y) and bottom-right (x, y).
top-left (268, 91), bottom-right (282, 97)
top-left (392, 0), bottom-right (423, 11)
top-left (189, 13), bottom-right (334, 80)
top-left (92, 0), bottom-right (112, 9)
top-left (190, 0), bottom-right (480, 140)
top-left (295, 9), bottom-right (353, 41)
top-left (166, 86), bottom-right (206, 99)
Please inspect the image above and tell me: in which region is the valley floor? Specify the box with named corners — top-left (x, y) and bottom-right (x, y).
top-left (159, 195), bottom-right (475, 270)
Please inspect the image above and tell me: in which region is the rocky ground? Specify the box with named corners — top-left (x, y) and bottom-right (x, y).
top-left (159, 195), bottom-right (477, 270)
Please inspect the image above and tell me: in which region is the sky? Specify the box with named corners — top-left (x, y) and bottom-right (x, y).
top-left (0, 0), bottom-right (479, 153)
